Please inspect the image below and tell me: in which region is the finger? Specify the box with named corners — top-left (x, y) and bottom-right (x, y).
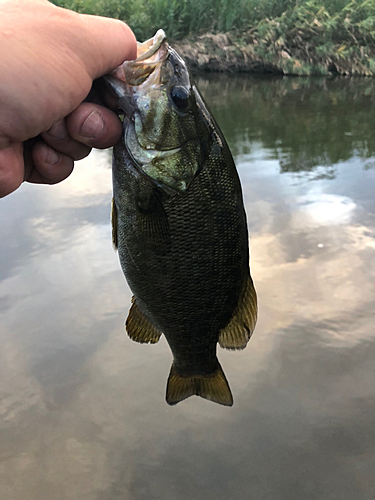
top-left (0, 143), bottom-right (24, 198)
top-left (42, 119), bottom-right (91, 161)
top-left (27, 141), bottom-right (74, 185)
top-left (66, 103), bottom-right (122, 149)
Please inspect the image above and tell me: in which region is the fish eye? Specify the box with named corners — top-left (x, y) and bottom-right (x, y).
top-left (170, 86), bottom-right (190, 111)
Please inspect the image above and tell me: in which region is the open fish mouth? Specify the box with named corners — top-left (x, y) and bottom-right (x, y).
top-left (111, 29), bottom-right (169, 87)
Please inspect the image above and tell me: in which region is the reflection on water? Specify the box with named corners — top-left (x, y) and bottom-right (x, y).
top-left (1, 77), bottom-right (375, 499)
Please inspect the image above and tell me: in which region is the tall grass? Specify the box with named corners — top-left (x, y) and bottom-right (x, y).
top-left (53, 0), bottom-right (375, 46)
top-left (53, 0), bottom-right (261, 39)
top-left (250, 0), bottom-right (375, 74)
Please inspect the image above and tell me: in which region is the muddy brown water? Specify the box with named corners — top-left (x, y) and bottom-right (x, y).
top-left (1, 76), bottom-right (375, 499)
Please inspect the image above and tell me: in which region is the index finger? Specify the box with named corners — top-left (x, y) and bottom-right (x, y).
top-left (71, 14), bottom-right (137, 80)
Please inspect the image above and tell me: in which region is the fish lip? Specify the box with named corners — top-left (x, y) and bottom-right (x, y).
top-left (110, 30), bottom-right (169, 88)
top-left (134, 29), bottom-right (167, 62)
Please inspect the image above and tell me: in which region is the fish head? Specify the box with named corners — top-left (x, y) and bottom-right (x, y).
top-left (105, 30), bottom-right (207, 194)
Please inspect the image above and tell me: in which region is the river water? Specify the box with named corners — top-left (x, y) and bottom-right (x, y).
top-left (1, 76), bottom-right (375, 499)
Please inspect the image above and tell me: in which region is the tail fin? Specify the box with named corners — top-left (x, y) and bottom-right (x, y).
top-left (166, 362), bottom-right (233, 406)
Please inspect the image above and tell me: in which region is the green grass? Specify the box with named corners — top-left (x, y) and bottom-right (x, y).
top-left (250, 0), bottom-right (375, 75)
top-left (53, 0), bottom-right (261, 39)
top-left (52, 0), bottom-right (375, 74)
top-left (52, 0), bottom-right (375, 41)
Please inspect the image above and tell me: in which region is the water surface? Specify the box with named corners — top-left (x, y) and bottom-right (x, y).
top-left (1, 76), bottom-right (375, 499)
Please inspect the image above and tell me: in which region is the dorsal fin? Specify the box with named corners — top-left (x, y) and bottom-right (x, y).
top-left (219, 274), bottom-right (257, 350)
top-left (166, 362), bottom-right (233, 406)
top-left (111, 198), bottom-right (118, 250)
top-left (126, 297), bottom-right (162, 344)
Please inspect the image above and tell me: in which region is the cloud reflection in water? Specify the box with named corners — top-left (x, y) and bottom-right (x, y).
top-left (0, 79), bottom-right (375, 499)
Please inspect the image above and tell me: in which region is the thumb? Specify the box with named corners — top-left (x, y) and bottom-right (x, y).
top-left (71, 13), bottom-right (138, 80)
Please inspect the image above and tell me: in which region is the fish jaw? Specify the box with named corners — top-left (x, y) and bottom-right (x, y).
top-left (124, 115), bottom-right (202, 195)
top-left (102, 30), bottom-right (169, 119)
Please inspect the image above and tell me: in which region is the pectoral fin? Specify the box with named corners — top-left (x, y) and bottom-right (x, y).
top-left (166, 363), bottom-right (233, 406)
top-left (136, 190), bottom-right (171, 254)
top-left (219, 274), bottom-right (257, 350)
top-left (126, 297), bottom-right (162, 344)
top-left (111, 198), bottom-right (118, 250)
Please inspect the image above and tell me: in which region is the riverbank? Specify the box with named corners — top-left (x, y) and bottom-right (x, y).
top-left (174, 3), bottom-right (375, 77)
top-left (174, 29), bottom-right (375, 76)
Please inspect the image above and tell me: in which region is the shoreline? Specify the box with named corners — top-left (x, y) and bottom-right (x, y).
top-left (173, 31), bottom-right (375, 77)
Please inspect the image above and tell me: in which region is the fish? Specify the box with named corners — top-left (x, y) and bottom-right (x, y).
top-left (104, 29), bottom-right (257, 406)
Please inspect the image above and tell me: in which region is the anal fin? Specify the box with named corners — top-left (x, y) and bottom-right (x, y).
top-left (219, 274), bottom-right (257, 350)
top-left (166, 362), bottom-right (233, 406)
top-left (126, 297), bottom-right (162, 344)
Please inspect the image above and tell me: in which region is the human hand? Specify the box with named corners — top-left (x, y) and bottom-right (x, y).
top-left (0, 0), bottom-right (137, 198)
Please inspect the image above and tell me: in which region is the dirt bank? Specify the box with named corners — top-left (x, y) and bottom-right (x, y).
top-left (174, 31), bottom-right (375, 76)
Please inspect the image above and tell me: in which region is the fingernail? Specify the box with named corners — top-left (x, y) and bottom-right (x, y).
top-left (47, 120), bottom-right (68, 139)
top-left (46, 148), bottom-right (60, 165)
top-left (80, 110), bottom-right (104, 138)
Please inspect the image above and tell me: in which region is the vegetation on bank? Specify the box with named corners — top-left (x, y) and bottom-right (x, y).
top-left (52, 0), bottom-right (375, 75)
top-left (247, 0), bottom-right (375, 75)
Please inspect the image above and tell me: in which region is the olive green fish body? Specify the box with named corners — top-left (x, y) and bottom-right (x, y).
top-left (107, 31), bottom-right (257, 406)
top-left (113, 93), bottom-right (249, 370)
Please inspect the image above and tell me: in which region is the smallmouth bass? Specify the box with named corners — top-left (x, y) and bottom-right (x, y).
top-left (104, 30), bottom-right (257, 406)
